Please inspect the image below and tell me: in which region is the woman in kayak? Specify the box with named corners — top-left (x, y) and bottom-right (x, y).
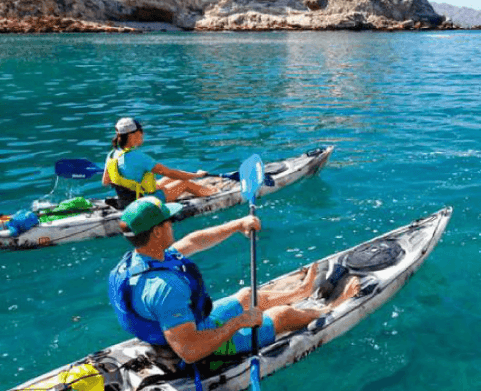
top-left (102, 117), bottom-right (218, 208)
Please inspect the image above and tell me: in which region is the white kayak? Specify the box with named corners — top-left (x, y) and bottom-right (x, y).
top-left (10, 207), bottom-right (452, 391)
top-left (0, 147), bottom-right (333, 251)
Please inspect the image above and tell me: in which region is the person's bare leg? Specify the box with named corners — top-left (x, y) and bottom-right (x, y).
top-left (324, 276), bottom-right (361, 311)
top-left (267, 305), bottom-right (322, 333)
top-left (156, 177), bottom-right (176, 188)
top-left (160, 180), bottom-right (218, 201)
top-left (237, 262), bottom-right (319, 311)
top-left (260, 265), bottom-right (315, 292)
top-left (267, 276), bottom-right (361, 335)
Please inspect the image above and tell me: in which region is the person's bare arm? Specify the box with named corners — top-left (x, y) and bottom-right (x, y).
top-left (164, 308), bottom-right (262, 363)
top-left (102, 168), bottom-right (111, 186)
top-left (172, 216), bottom-right (260, 257)
top-left (152, 163), bottom-right (206, 181)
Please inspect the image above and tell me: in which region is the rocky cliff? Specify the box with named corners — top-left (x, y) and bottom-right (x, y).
top-left (193, 0), bottom-right (449, 31)
top-left (0, 0), bottom-right (454, 31)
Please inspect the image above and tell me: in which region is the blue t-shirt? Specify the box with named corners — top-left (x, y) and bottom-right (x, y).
top-left (128, 251), bottom-right (277, 353)
top-left (107, 148), bottom-right (157, 183)
top-left (130, 250), bottom-right (197, 332)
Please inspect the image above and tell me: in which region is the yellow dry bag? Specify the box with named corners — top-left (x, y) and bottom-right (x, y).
top-left (25, 363), bottom-right (104, 391)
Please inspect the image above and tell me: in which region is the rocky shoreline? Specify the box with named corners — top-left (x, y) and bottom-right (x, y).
top-left (0, 15), bottom-right (465, 33)
top-left (0, 0), bottom-right (475, 33)
top-left (194, 13), bottom-right (461, 32)
top-left (0, 16), bottom-right (141, 33)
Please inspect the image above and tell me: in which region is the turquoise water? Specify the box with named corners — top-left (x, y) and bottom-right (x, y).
top-left (1, 31), bottom-right (480, 390)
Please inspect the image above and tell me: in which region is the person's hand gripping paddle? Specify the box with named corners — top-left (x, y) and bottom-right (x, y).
top-left (239, 154), bottom-right (265, 391)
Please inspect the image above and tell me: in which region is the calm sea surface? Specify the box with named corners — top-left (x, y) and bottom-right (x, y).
top-left (0, 31), bottom-right (480, 390)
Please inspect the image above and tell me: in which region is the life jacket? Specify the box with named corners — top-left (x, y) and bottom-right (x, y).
top-left (106, 148), bottom-right (157, 200)
top-left (108, 250), bottom-right (213, 345)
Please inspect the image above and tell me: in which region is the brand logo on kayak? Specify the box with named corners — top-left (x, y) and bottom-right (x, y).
top-left (71, 174), bottom-right (86, 178)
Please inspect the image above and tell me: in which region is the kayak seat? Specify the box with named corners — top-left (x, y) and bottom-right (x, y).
top-left (105, 346), bottom-right (251, 390)
top-left (134, 352), bottom-right (250, 391)
top-left (104, 197), bottom-right (124, 210)
top-left (92, 351), bottom-right (185, 391)
top-left (340, 239), bottom-right (405, 272)
top-left (135, 352), bottom-right (250, 390)
top-left (111, 185), bottom-right (137, 209)
top-left (312, 263), bottom-right (348, 300)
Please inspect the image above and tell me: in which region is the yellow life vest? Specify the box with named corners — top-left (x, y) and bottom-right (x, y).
top-left (106, 149), bottom-right (157, 199)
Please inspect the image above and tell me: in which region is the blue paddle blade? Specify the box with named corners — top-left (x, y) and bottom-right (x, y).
top-left (239, 154), bottom-right (265, 204)
top-left (55, 159), bottom-right (104, 179)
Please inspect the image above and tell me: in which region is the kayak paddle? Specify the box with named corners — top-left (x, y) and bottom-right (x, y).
top-left (239, 154), bottom-right (265, 391)
top-left (54, 158), bottom-right (275, 186)
top-left (55, 159), bottom-right (104, 179)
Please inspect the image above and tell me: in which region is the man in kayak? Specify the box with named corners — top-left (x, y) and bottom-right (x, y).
top-left (109, 196), bottom-right (360, 364)
top-left (102, 117), bottom-right (218, 208)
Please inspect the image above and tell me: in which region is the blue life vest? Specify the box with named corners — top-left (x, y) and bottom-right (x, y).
top-left (108, 250), bottom-right (213, 345)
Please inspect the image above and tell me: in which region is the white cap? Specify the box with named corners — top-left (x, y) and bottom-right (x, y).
top-left (115, 118), bottom-right (142, 135)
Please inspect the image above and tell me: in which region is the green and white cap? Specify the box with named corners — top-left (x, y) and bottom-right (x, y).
top-left (121, 196), bottom-right (183, 236)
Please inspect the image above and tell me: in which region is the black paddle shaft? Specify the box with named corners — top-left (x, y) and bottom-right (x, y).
top-left (250, 203), bottom-right (259, 355)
